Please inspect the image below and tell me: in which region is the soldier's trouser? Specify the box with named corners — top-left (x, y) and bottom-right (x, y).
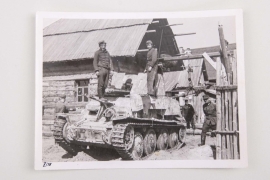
top-left (186, 117), bottom-right (195, 129)
top-left (147, 65), bottom-right (158, 96)
top-left (201, 122), bottom-right (217, 144)
top-left (97, 67), bottom-right (110, 99)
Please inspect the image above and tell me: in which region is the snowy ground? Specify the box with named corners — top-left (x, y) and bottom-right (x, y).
top-left (42, 134), bottom-right (216, 162)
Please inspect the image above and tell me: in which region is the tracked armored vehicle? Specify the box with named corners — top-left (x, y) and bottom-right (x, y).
top-left (53, 73), bottom-right (187, 160)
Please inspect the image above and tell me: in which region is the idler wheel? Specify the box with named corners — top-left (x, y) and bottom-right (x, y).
top-left (143, 129), bottom-right (157, 155)
top-left (131, 132), bottom-right (144, 160)
top-left (157, 128), bottom-right (169, 150)
top-left (168, 129), bottom-right (179, 148)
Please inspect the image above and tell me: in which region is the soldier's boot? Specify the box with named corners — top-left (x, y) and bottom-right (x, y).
top-left (198, 135), bottom-right (206, 146)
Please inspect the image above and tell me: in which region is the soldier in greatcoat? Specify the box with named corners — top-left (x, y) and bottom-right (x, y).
top-left (199, 94), bottom-right (217, 146)
top-left (182, 98), bottom-right (195, 129)
top-left (93, 40), bottom-right (114, 100)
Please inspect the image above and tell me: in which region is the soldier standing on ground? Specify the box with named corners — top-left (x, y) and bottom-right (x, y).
top-left (93, 40), bottom-right (114, 100)
top-left (55, 95), bottom-right (68, 113)
top-left (199, 94), bottom-right (217, 146)
top-left (182, 97), bottom-right (195, 129)
top-left (144, 40), bottom-right (158, 97)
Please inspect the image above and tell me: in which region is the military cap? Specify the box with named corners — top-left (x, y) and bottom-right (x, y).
top-left (98, 40), bottom-right (106, 45)
top-left (203, 94), bottom-right (209, 100)
top-left (146, 40), bottom-right (153, 45)
top-left (60, 94), bottom-right (66, 99)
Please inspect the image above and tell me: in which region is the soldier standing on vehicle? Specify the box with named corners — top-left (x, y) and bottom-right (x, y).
top-left (199, 94), bottom-right (217, 146)
top-left (182, 97), bottom-right (195, 129)
top-left (144, 40), bottom-right (158, 97)
top-left (55, 94), bottom-right (68, 113)
top-left (93, 40), bottom-right (114, 100)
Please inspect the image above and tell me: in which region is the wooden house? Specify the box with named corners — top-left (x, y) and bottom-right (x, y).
top-left (42, 19), bottom-right (180, 136)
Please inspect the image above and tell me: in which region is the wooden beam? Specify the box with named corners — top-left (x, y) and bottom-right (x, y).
top-left (137, 49), bottom-right (149, 52)
top-left (159, 52), bottom-right (220, 61)
top-left (145, 30), bottom-right (156, 33)
top-left (151, 21), bottom-right (159, 24)
top-left (165, 32), bottom-right (196, 37)
top-left (160, 23), bottom-right (183, 28)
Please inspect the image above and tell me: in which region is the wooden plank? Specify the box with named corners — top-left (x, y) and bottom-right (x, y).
top-left (43, 131), bottom-right (53, 137)
top-left (145, 30), bottom-right (156, 33)
top-left (43, 73), bottom-right (95, 81)
top-left (232, 54), bottom-right (239, 159)
top-left (215, 56), bottom-right (222, 160)
top-left (137, 49), bottom-right (149, 52)
top-left (165, 32), bottom-right (196, 37)
top-left (151, 21), bottom-right (159, 24)
top-left (224, 81), bottom-right (231, 159)
top-left (42, 115), bottom-right (55, 120)
top-left (228, 90), bottom-right (233, 158)
top-left (160, 52), bottom-right (220, 61)
top-left (215, 85), bottom-right (237, 90)
top-left (221, 90), bottom-right (226, 159)
top-left (160, 23), bottom-right (183, 28)
top-left (42, 120), bottom-right (55, 125)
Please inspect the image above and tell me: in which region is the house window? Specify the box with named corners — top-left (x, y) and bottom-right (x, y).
top-left (76, 80), bottom-right (89, 102)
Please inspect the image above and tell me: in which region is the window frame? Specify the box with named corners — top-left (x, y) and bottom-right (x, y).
top-left (76, 79), bottom-right (90, 102)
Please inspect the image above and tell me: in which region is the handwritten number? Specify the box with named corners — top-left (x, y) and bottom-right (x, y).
top-left (43, 162), bottom-right (52, 167)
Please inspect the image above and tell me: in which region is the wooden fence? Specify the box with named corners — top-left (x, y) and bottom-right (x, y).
top-left (215, 25), bottom-right (239, 159)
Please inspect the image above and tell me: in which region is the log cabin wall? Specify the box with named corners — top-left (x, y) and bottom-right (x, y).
top-left (42, 78), bottom-right (97, 137)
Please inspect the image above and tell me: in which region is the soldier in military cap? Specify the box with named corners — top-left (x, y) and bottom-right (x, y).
top-left (55, 94), bottom-right (68, 113)
top-left (199, 94), bottom-right (217, 146)
top-left (145, 40), bottom-right (158, 97)
top-left (182, 97), bottom-right (196, 129)
top-left (93, 40), bottom-right (114, 100)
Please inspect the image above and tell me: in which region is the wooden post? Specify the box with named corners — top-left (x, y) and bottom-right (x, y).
top-left (221, 90), bottom-right (226, 159)
top-left (232, 53), bottom-right (239, 159)
top-left (216, 56), bottom-right (222, 160)
top-left (228, 86), bottom-right (234, 158)
top-left (224, 81), bottom-right (231, 159)
top-left (218, 25), bottom-right (232, 84)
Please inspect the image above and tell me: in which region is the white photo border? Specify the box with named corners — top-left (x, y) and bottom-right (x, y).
top-left (35, 10), bottom-right (247, 170)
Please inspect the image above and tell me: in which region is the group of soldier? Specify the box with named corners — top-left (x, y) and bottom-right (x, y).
top-left (55, 40), bottom-right (217, 147)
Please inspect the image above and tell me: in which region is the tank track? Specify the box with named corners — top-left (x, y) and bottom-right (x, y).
top-left (111, 122), bottom-right (184, 160)
top-left (52, 117), bottom-right (80, 156)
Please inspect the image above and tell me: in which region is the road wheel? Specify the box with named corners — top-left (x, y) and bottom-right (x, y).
top-left (143, 129), bottom-right (157, 156)
top-left (131, 132), bottom-right (144, 160)
top-left (157, 128), bottom-right (169, 150)
top-left (168, 129), bottom-right (179, 148)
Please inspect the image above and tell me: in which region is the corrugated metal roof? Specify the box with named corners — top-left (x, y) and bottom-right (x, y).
top-left (163, 58), bottom-right (204, 91)
top-left (44, 19), bottom-right (153, 36)
top-left (43, 24), bottom-right (149, 62)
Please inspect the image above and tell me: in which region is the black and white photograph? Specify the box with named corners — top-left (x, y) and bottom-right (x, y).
top-left (35, 10), bottom-right (247, 169)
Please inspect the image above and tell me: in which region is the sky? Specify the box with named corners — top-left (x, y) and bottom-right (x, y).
top-left (168, 16), bottom-right (236, 49)
top-left (43, 16), bottom-right (236, 49)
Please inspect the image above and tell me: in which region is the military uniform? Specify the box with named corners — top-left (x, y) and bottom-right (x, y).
top-left (55, 95), bottom-right (68, 114)
top-left (55, 101), bottom-right (68, 113)
top-left (93, 48), bottom-right (114, 99)
top-left (146, 47), bottom-right (158, 96)
top-left (200, 96), bottom-right (217, 146)
top-left (182, 103), bottom-right (195, 129)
